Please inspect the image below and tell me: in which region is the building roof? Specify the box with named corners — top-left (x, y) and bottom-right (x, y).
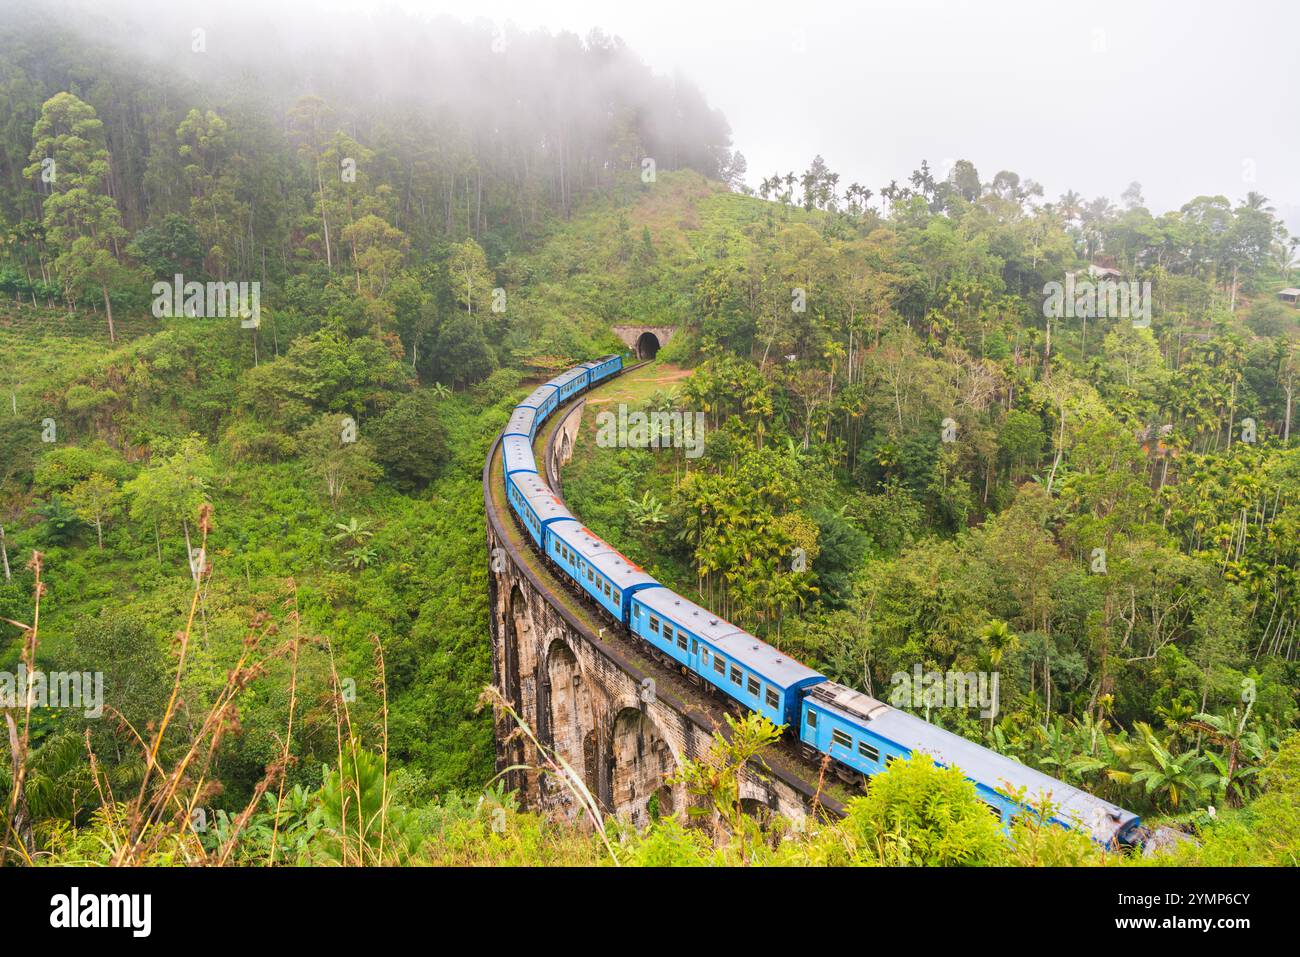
top-left (1278, 288), bottom-right (1300, 296)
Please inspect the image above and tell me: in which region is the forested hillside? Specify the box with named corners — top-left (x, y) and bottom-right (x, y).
top-left (559, 163), bottom-right (1300, 857)
top-left (1, 1), bottom-right (1298, 866)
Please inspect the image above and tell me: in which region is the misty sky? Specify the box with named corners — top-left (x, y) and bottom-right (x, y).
top-left (388, 0), bottom-right (1299, 228)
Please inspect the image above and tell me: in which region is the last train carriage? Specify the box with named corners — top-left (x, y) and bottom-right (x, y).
top-left (497, 352), bottom-right (1141, 848)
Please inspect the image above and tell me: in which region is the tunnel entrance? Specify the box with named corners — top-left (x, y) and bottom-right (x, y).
top-left (636, 332), bottom-right (661, 359)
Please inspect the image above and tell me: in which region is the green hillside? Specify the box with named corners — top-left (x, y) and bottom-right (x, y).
top-left (1, 3), bottom-right (1299, 868)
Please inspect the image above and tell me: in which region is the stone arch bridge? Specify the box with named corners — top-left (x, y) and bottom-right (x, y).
top-left (484, 384), bottom-right (843, 829)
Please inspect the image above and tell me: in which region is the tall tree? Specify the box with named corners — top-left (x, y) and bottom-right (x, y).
top-left (24, 93), bottom-right (128, 341)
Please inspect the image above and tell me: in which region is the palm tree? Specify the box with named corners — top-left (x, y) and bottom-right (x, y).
top-left (1240, 191), bottom-right (1275, 213)
top-left (1107, 722), bottom-right (1218, 811)
top-left (430, 382), bottom-right (451, 400)
top-left (1057, 189), bottom-right (1083, 223)
top-left (1273, 241), bottom-right (1298, 283)
top-left (979, 619), bottom-right (1019, 666)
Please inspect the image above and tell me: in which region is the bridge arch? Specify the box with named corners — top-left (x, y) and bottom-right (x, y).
top-left (500, 584), bottom-right (533, 791)
top-left (608, 706), bottom-right (679, 828)
top-left (545, 638), bottom-right (595, 795)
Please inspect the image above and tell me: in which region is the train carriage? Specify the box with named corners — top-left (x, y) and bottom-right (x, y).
top-left (504, 405), bottom-right (538, 440)
top-left (547, 521), bottom-right (658, 621)
top-left (502, 435), bottom-right (538, 477)
top-left (799, 681), bottom-right (1141, 847)
top-left (581, 354), bottom-right (622, 386)
top-left (519, 383), bottom-right (559, 423)
top-left (508, 471), bottom-right (575, 551)
top-left (629, 586), bottom-right (824, 729)
top-left (548, 366), bottom-right (590, 403)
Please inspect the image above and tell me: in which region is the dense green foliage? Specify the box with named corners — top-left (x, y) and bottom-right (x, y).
top-left (1, 3), bottom-right (1297, 866)
top-left (562, 161), bottom-right (1300, 833)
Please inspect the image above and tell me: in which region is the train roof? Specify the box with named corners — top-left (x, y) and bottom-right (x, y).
top-left (807, 681), bottom-right (1135, 840)
top-left (635, 586), bottom-right (824, 690)
top-left (520, 384), bottom-right (558, 408)
top-left (548, 367), bottom-right (588, 388)
top-left (550, 522), bottom-right (659, 592)
top-left (805, 681), bottom-right (892, 722)
top-left (512, 473), bottom-right (574, 525)
top-left (505, 406), bottom-right (536, 436)
top-left (502, 435), bottom-right (537, 473)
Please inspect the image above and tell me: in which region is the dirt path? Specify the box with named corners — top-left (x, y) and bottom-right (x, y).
top-left (583, 362), bottom-right (692, 408)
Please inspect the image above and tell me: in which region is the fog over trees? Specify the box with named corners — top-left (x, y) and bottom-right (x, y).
top-left (0, 0), bottom-right (737, 269)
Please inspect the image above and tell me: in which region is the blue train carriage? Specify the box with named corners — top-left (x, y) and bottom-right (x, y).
top-left (501, 435), bottom-right (538, 478)
top-left (546, 521), bottom-right (658, 621)
top-left (582, 354), bottom-right (622, 386)
top-left (547, 366), bottom-right (590, 404)
top-left (629, 587), bottom-right (824, 729)
top-left (519, 382), bottom-right (559, 424)
top-left (799, 682), bottom-right (1141, 847)
top-left (504, 404), bottom-right (538, 441)
top-left (866, 706), bottom-right (1142, 846)
top-left (508, 472), bottom-right (574, 551)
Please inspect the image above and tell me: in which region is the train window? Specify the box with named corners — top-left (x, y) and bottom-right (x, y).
top-left (604, 582), bottom-right (613, 598)
top-left (885, 754), bottom-right (896, 766)
top-left (831, 729), bottom-right (852, 749)
top-left (677, 632), bottom-right (688, 651)
top-left (765, 688), bottom-right (779, 709)
top-left (713, 656), bottom-right (725, 675)
top-left (649, 616), bottom-right (660, 634)
top-left (587, 568), bottom-right (594, 582)
top-left (729, 665), bottom-right (742, 686)
top-left (858, 742), bottom-right (879, 763)
top-left (632, 604), bottom-right (640, 619)
top-left (806, 710), bottom-right (817, 729)
top-left (691, 639), bottom-right (698, 655)
top-left (986, 803), bottom-right (1002, 820)
top-left (746, 676), bottom-right (760, 696)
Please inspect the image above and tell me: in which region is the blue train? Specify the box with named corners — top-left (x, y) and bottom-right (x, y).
top-left (500, 354), bottom-right (1141, 848)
